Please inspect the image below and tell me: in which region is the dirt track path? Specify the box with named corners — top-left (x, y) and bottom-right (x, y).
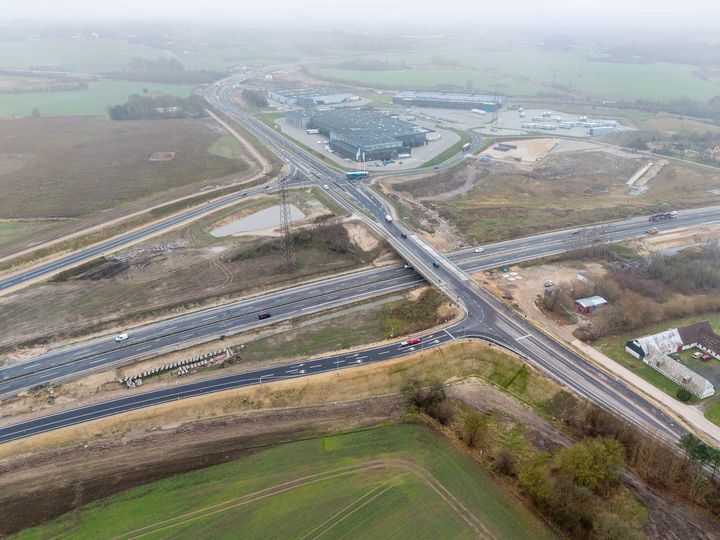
top-left (113, 458), bottom-right (493, 540)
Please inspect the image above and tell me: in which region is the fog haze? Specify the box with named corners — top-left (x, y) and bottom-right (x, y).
top-left (1, 0), bottom-right (717, 31)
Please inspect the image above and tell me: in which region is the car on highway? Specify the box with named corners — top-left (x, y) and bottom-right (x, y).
top-left (114, 333), bottom-right (129, 342)
top-left (258, 313), bottom-right (271, 320)
top-left (474, 247), bottom-right (485, 253)
top-left (401, 337), bottom-right (422, 347)
top-left (432, 261), bottom-right (440, 268)
top-left (403, 264), bottom-right (413, 269)
top-left (400, 233), bottom-right (408, 239)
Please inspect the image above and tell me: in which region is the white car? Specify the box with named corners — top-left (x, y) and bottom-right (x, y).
top-left (474, 247), bottom-right (485, 253)
top-left (692, 352), bottom-right (703, 359)
top-left (115, 333), bottom-right (129, 342)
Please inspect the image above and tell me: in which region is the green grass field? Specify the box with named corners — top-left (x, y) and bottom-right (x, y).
top-left (309, 46), bottom-right (720, 102)
top-left (705, 401), bottom-right (720, 425)
top-left (0, 80), bottom-right (191, 117)
top-left (14, 425), bottom-right (554, 539)
top-left (207, 135), bottom-right (246, 160)
top-left (0, 38), bottom-right (174, 73)
top-left (0, 220), bottom-right (67, 249)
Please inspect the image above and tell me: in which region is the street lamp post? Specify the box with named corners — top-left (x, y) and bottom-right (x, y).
top-left (259, 374), bottom-right (272, 400)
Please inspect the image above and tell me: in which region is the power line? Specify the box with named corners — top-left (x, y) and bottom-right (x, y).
top-left (279, 173), bottom-right (297, 271)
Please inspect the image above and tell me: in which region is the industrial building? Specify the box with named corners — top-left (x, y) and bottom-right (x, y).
top-left (285, 107), bottom-right (429, 162)
top-left (393, 91), bottom-right (503, 111)
top-left (268, 87), bottom-right (359, 107)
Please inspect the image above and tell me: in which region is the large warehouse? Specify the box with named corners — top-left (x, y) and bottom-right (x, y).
top-left (285, 107), bottom-right (429, 161)
top-left (393, 91), bottom-right (503, 111)
top-left (268, 87), bottom-right (359, 107)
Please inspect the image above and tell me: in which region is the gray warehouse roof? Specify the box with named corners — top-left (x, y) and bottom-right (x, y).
top-left (394, 90), bottom-right (502, 104)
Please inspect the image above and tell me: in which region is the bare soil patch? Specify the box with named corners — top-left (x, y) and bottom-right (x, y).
top-left (148, 151), bottom-right (176, 161)
top-left (481, 138), bottom-right (558, 164)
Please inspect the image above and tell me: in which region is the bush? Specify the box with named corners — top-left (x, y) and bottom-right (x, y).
top-left (463, 412), bottom-right (487, 448)
top-left (493, 447), bottom-right (517, 477)
top-left (676, 388), bottom-right (693, 402)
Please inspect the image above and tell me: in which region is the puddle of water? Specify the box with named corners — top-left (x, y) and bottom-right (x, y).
top-left (211, 205), bottom-right (306, 237)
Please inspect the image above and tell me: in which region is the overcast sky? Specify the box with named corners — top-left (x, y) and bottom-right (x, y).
top-left (0, 0), bottom-right (717, 30)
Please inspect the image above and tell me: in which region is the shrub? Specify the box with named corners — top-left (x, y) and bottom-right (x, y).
top-left (676, 388), bottom-right (693, 402)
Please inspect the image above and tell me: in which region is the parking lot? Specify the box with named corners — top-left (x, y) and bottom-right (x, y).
top-left (399, 106), bottom-right (632, 139)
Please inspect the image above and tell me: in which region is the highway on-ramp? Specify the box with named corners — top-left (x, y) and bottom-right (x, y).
top-left (0, 76), bottom-right (715, 445)
top-left (2, 205), bottom-right (717, 399)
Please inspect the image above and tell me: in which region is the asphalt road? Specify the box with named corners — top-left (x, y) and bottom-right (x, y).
top-left (3, 204), bottom-right (716, 399)
top-left (0, 77), bottom-right (714, 444)
top-left (0, 181), bottom-right (279, 295)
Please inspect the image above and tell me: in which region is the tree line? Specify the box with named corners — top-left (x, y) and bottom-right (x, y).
top-left (403, 375), bottom-right (720, 538)
top-left (543, 243), bottom-right (720, 340)
top-left (107, 57), bottom-right (225, 84)
top-left (107, 94), bottom-right (206, 121)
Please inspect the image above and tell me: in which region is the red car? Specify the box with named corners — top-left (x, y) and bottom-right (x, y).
top-left (401, 337), bottom-right (422, 347)
top-left (701, 354), bottom-right (712, 362)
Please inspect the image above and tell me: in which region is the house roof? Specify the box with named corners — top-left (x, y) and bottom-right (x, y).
top-left (575, 296), bottom-right (608, 308)
top-left (678, 321), bottom-right (720, 353)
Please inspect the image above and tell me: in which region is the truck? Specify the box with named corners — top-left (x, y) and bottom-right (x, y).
top-left (470, 108), bottom-right (487, 115)
top-left (401, 337), bottom-right (422, 347)
top-left (385, 214), bottom-right (393, 223)
top-left (461, 143), bottom-right (471, 151)
top-left (649, 210), bottom-right (677, 222)
top-left (305, 128), bottom-right (320, 134)
top-left (346, 171), bottom-right (370, 180)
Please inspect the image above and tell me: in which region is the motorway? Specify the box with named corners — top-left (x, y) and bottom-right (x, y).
top-left (0, 76), bottom-right (717, 444)
top-left (1, 205), bottom-right (719, 399)
top-left (0, 183), bottom-right (282, 294)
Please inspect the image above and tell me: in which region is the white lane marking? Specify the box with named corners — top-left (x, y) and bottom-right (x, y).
top-left (309, 364), bottom-right (322, 368)
top-left (378, 350), bottom-right (389, 355)
top-left (357, 355), bottom-right (368, 360)
top-left (137, 344), bottom-right (153, 351)
top-left (200, 316), bottom-right (217, 321)
top-left (444, 329), bottom-right (455, 339)
top-left (515, 334), bottom-right (532, 341)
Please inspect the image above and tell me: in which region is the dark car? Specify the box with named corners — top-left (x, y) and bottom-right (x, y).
top-left (400, 233), bottom-right (408, 239)
top-left (432, 261), bottom-right (440, 268)
top-left (258, 313), bottom-right (271, 320)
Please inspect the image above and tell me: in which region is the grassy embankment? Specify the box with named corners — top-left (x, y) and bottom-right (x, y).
top-left (421, 129), bottom-right (472, 168)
